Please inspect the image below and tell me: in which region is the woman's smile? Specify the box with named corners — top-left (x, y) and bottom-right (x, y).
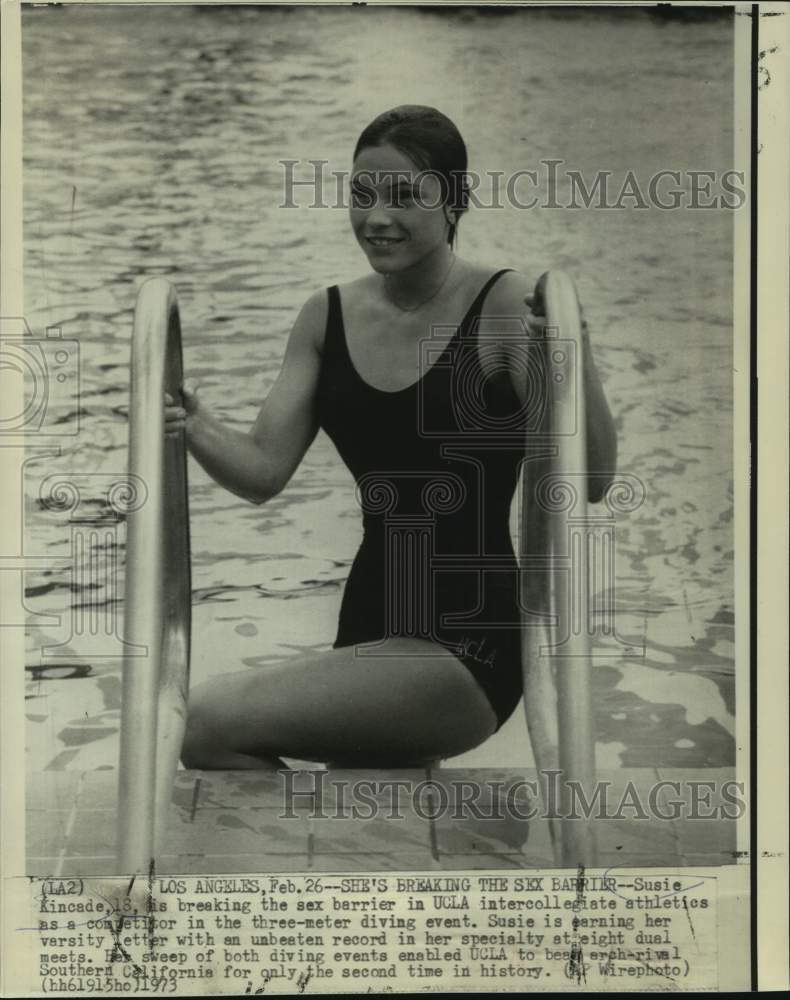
top-left (366, 234), bottom-right (406, 250)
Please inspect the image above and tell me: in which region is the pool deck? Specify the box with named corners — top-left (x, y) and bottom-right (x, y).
top-left (27, 767), bottom-right (739, 876)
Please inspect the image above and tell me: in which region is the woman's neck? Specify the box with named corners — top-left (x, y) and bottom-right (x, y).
top-left (382, 244), bottom-right (456, 311)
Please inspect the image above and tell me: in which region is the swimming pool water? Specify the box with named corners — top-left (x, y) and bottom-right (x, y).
top-left (20, 5), bottom-right (737, 771)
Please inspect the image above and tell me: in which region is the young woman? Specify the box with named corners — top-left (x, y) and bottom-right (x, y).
top-left (165, 105), bottom-right (617, 770)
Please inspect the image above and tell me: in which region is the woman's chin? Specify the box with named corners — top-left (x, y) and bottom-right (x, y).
top-left (366, 256), bottom-right (404, 275)
top-left (358, 241), bottom-right (413, 274)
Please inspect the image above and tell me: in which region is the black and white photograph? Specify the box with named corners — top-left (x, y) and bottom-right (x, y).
top-left (11, 1), bottom-right (751, 883)
top-left (7, 0), bottom-right (790, 994)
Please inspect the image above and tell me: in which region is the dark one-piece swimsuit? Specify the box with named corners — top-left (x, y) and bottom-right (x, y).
top-left (316, 269), bottom-right (526, 731)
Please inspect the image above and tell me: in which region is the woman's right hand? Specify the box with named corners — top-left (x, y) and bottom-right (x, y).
top-left (165, 381), bottom-right (200, 438)
top-left (165, 289), bottom-right (324, 503)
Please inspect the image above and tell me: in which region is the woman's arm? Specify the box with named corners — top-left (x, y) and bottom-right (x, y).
top-left (491, 271), bottom-right (618, 503)
top-left (165, 289), bottom-right (327, 504)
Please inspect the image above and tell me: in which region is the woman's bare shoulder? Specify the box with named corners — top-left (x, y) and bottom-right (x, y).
top-left (485, 267), bottom-right (539, 313)
top-left (336, 273), bottom-right (378, 299)
top-left (285, 287), bottom-right (331, 357)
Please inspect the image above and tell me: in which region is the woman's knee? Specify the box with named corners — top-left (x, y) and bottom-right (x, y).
top-left (181, 678), bottom-right (286, 769)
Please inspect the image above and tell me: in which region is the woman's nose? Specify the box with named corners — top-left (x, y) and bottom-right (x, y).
top-left (366, 200), bottom-right (395, 227)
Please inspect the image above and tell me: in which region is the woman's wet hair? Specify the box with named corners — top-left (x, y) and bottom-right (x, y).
top-left (353, 105), bottom-right (469, 247)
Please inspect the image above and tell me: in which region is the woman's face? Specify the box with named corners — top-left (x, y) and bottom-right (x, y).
top-left (349, 142), bottom-right (450, 274)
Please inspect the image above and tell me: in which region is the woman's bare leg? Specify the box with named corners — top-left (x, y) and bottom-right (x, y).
top-left (181, 636), bottom-right (497, 769)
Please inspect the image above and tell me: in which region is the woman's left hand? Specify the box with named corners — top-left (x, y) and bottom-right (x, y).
top-left (522, 294), bottom-right (548, 339)
top-left (524, 291), bottom-right (590, 342)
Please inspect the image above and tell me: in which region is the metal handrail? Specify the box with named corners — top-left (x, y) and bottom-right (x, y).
top-left (119, 278), bottom-right (191, 874)
top-left (521, 269), bottom-right (598, 867)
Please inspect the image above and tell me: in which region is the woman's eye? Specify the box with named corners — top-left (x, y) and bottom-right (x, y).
top-left (391, 188), bottom-right (415, 206)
